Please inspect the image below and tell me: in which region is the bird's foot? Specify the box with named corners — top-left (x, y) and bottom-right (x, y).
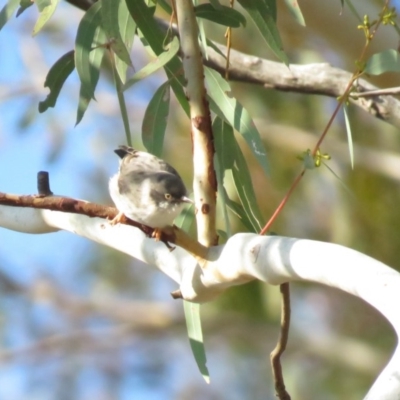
top-left (152, 227), bottom-right (175, 251)
top-left (151, 228), bottom-right (163, 241)
top-left (109, 212), bottom-right (127, 226)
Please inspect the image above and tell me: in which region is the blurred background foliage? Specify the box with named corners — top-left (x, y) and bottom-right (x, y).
top-left (0, 0), bottom-right (399, 399)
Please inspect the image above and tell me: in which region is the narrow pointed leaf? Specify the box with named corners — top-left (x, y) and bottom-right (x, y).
top-left (142, 82), bottom-right (170, 157)
top-left (197, 10), bottom-right (208, 59)
top-left (101, 0), bottom-right (133, 72)
top-left (283, 0), bottom-right (305, 26)
top-left (195, 4), bottom-right (246, 28)
top-left (364, 49), bottom-right (400, 75)
top-left (174, 203), bottom-right (195, 232)
top-left (0, 0), bottom-right (19, 31)
top-left (114, 0), bottom-right (136, 83)
top-left (75, 1), bottom-right (107, 124)
top-left (33, 0), bottom-right (59, 36)
top-left (209, 0), bottom-right (223, 10)
top-left (224, 195), bottom-right (255, 232)
top-left (183, 301), bottom-right (210, 384)
top-left (36, 0), bottom-right (51, 12)
top-left (205, 67), bottom-right (269, 175)
top-left (236, 0), bottom-right (287, 63)
top-left (343, 104), bottom-right (354, 169)
top-left (16, 0), bottom-right (33, 17)
top-left (157, 0), bottom-right (172, 14)
top-left (213, 116), bottom-right (263, 232)
top-left (125, 0), bottom-right (189, 115)
top-left (39, 50), bottom-right (75, 113)
top-left (123, 36), bottom-right (180, 91)
top-left (213, 117), bottom-right (234, 236)
top-left (230, 148), bottom-right (264, 232)
top-left (213, 116), bottom-right (235, 170)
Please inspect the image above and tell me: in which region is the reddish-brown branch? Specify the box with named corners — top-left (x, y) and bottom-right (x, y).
top-left (0, 191), bottom-right (209, 259)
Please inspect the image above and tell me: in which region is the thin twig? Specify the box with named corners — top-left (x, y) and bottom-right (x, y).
top-left (351, 87), bottom-right (400, 97)
top-left (270, 283), bottom-right (291, 400)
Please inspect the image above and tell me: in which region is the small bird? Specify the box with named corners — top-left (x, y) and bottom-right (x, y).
top-left (109, 146), bottom-right (192, 230)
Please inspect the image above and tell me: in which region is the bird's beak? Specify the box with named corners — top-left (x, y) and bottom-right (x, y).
top-left (181, 196), bottom-right (193, 204)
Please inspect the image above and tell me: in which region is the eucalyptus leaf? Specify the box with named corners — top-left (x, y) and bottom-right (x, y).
top-left (213, 116), bottom-right (263, 232)
top-left (0, 0), bottom-right (19, 31)
top-left (213, 117), bottom-right (233, 237)
top-left (209, 0), bottom-right (223, 10)
top-left (125, 0), bottom-right (189, 115)
top-left (230, 149), bottom-right (263, 232)
top-left (33, 0), bottom-right (59, 36)
top-left (142, 82), bottom-right (170, 158)
top-left (197, 6), bottom-right (208, 59)
top-left (195, 4), bottom-right (246, 28)
top-left (114, 0), bottom-right (136, 83)
top-left (283, 0), bottom-right (305, 26)
top-left (101, 0), bottom-right (133, 72)
top-left (183, 301), bottom-right (210, 384)
top-left (205, 67), bottom-right (269, 176)
top-left (75, 2), bottom-right (107, 124)
top-left (39, 50), bottom-right (75, 113)
top-left (174, 203), bottom-right (195, 233)
top-left (123, 36), bottom-right (180, 91)
top-left (36, 0), bottom-right (51, 12)
top-left (364, 49), bottom-right (400, 75)
top-left (16, 0), bottom-right (33, 17)
top-left (236, 0), bottom-right (287, 63)
top-left (343, 104), bottom-right (354, 169)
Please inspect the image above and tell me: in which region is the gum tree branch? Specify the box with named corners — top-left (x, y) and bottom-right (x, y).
top-left (155, 19), bottom-right (400, 129)
top-left (203, 43), bottom-right (400, 128)
top-left (0, 189), bottom-right (400, 398)
top-left (175, 0), bottom-right (218, 247)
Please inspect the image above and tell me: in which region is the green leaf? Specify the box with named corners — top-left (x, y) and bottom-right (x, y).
top-left (33, 0), bottom-right (59, 36)
top-left (36, 0), bottom-right (51, 12)
top-left (0, 0), bottom-right (19, 31)
top-left (236, 0), bottom-right (288, 64)
top-left (125, 0), bottom-right (189, 115)
top-left (195, 4), bottom-right (246, 28)
top-left (75, 1), bottom-right (107, 124)
top-left (174, 203), bottom-right (195, 233)
top-left (205, 67), bottom-right (269, 176)
top-left (209, 0), bottom-right (223, 10)
top-left (283, 0), bottom-right (305, 26)
top-left (213, 117), bottom-right (233, 237)
top-left (213, 116), bottom-right (263, 232)
top-left (230, 147), bottom-right (263, 232)
top-left (213, 116), bottom-right (234, 170)
top-left (16, 0), bottom-right (33, 17)
top-left (101, 0), bottom-right (133, 74)
top-left (343, 104), bottom-right (354, 169)
top-left (123, 36), bottom-right (180, 91)
top-left (183, 301), bottom-right (210, 384)
top-left (301, 150), bottom-right (316, 170)
top-left (38, 50), bottom-right (75, 113)
top-left (196, 5), bottom-right (208, 59)
top-left (157, 0), bottom-right (172, 14)
top-left (142, 82), bottom-right (170, 158)
top-left (113, 0), bottom-right (136, 84)
top-left (364, 49), bottom-right (400, 75)
top-left (224, 195), bottom-right (255, 232)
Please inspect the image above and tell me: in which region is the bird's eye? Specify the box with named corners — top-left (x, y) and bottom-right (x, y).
top-left (165, 193), bottom-right (172, 200)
